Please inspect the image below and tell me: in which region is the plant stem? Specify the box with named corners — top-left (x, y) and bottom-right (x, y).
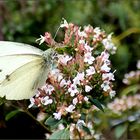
top-left (24, 109), bottom-right (51, 134)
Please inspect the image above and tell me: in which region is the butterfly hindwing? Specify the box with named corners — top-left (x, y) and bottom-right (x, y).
top-left (0, 57), bottom-right (47, 100)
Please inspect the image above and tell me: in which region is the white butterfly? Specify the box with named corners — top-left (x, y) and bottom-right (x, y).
top-left (0, 41), bottom-right (56, 100)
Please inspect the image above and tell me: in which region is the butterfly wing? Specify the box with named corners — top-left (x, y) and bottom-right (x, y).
top-left (0, 54), bottom-right (42, 84)
top-left (0, 41), bottom-right (54, 100)
top-left (0, 41), bottom-right (43, 56)
top-left (0, 57), bottom-right (48, 100)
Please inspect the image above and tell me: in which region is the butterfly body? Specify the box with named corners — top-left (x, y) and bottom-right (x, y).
top-left (0, 41), bottom-right (55, 100)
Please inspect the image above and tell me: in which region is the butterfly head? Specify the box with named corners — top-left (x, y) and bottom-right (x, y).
top-left (43, 48), bottom-right (58, 65)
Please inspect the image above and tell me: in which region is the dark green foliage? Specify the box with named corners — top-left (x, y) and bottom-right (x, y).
top-left (49, 129), bottom-right (70, 140)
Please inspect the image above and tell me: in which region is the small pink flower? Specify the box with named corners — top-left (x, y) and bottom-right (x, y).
top-left (101, 51), bottom-right (110, 61)
top-left (101, 63), bottom-right (111, 72)
top-left (41, 96), bottom-right (53, 105)
top-left (73, 97), bottom-right (78, 105)
top-left (60, 19), bottom-right (69, 28)
top-left (84, 43), bottom-right (93, 52)
top-left (65, 104), bottom-right (75, 113)
top-left (36, 35), bottom-right (46, 45)
top-left (84, 52), bottom-right (95, 65)
top-left (85, 85), bottom-right (92, 92)
top-left (58, 54), bottom-right (72, 65)
top-left (44, 84), bottom-right (54, 95)
top-left (60, 79), bottom-right (67, 87)
top-left (101, 81), bottom-right (111, 91)
top-left (73, 72), bottom-right (85, 85)
top-left (68, 84), bottom-right (78, 97)
top-left (79, 39), bottom-right (85, 44)
top-left (102, 73), bottom-right (115, 81)
top-left (53, 112), bottom-right (62, 120)
top-left (84, 96), bottom-right (89, 102)
top-left (102, 33), bottom-right (116, 54)
top-left (109, 90), bottom-right (116, 98)
top-left (78, 30), bottom-right (87, 37)
top-left (86, 66), bottom-right (95, 76)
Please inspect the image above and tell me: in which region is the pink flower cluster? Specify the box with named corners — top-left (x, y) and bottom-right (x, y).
top-left (123, 60), bottom-right (140, 85)
top-left (108, 94), bottom-right (140, 114)
top-left (29, 20), bottom-right (116, 121)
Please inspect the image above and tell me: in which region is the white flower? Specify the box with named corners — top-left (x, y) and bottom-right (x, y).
top-left (109, 90), bottom-right (116, 98)
top-left (101, 63), bottom-right (111, 72)
top-left (60, 19), bottom-right (69, 28)
top-left (60, 79), bottom-right (72, 87)
top-left (93, 27), bottom-right (101, 39)
top-left (73, 97), bottom-right (78, 105)
top-left (65, 80), bottom-right (71, 86)
top-left (86, 66), bottom-right (95, 76)
top-left (73, 72), bottom-right (85, 85)
top-left (102, 33), bottom-right (117, 54)
top-left (84, 43), bottom-right (93, 52)
top-left (58, 54), bottom-right (72, 65)
top-left (28, 97), bottom-right (35, 108)
top-left (68, 84), bottom-right (78, 97)
top-left (51, 68), bottom-right (61, 76)
top-left (85, 85), bottom-right (92, 92)
top-left (60, 79), bottom-right (67, 87)
top-left (79, 39), bottom-right (85, 44)
top-left (44, 84), bottom-right (54, 95)
top-left (78, 30), bottom-right (87, 37)
top-left (41, 96), bottom-right (53, 105)
top-left (53, 112), bottom-right (62, 120)
top-left (76, 119), bottom-right (86, 129)
top-left (102, 73), bottom-right (115, 81)
top-left (36, 35), bottom-right (45, 45)
top-left (65, 104), bottom-right (75, 113)
top-left (101, 81), bottom-right (111, 91)
top-left (101, 51), bottom-right (110, 61)
top-left (58, 124), bottom-right (65, 130)
top-left (84, 52), bottom-right (95, 65)
top-left (94, 27), bottom-right (101, 34)
top-left (84, 96), bottom-right (89, 102)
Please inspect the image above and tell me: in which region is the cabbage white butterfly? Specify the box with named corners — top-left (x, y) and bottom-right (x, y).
top-left (0, 41), bottom-right (56, 100)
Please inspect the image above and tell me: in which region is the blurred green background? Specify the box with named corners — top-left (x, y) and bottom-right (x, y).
top-left (0, 0), bottom-right (140, 139)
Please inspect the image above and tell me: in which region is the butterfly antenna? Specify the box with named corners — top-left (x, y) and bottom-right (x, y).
top-left (53, 18), bottom-right (64, 40)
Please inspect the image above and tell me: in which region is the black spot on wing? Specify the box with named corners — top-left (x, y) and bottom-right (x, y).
top-left (0, 69), bottom-right (2, 72)
top-left (5, 75), bottom-right (10, 81)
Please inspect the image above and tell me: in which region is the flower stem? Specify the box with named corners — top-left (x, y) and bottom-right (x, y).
top-left (24, 109), bottom-right (51, 134)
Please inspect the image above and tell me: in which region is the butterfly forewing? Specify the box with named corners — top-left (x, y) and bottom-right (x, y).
top-left (0, 41), bottom-right (43, 56)
top-left (0, 54), bottom-right (42, 84)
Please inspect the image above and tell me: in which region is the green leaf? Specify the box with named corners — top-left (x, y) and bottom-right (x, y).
top-left (82, 125), bottom-right (91, 135)
top-left (45, 116), bottom-right (63, 129)
top-left (114, 124), bottom-right (127, 139)
top-left (89, 98), bottom-right (104, 112)
top-left (121, 84), bottom-right (140, 96)
top-left (49, 129), bottom-right (70, 140)
top-left (5, 109), bottom-right (21, 121)
top-left (130, 123), bottom-right (140, 131)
